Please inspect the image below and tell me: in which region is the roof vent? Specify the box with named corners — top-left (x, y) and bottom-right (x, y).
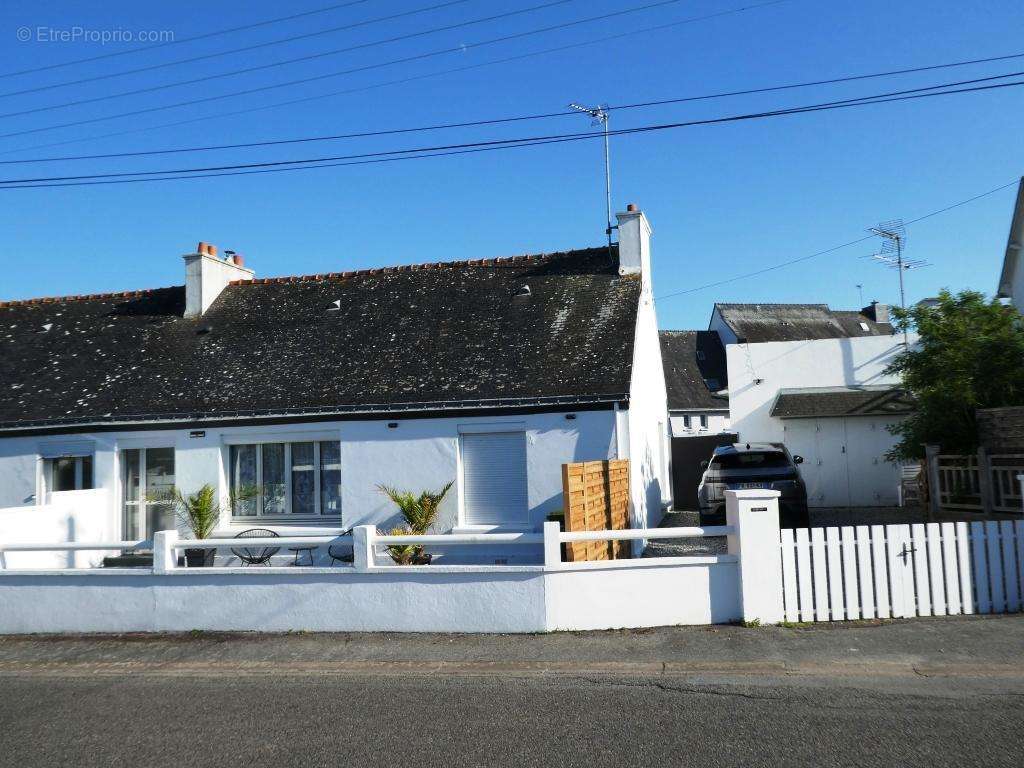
top-left (327, 299), bottom-right (342, 311)
top-left (515, 284), bottom-right (531, 298)
top-left (197, 324), bottom-right (213, 335)
top-left (39, 323), bottom-right (53, 333)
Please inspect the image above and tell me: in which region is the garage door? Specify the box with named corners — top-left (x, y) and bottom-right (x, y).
top-left (782, 417), bottom-right (902, 508)
top-left (461, 432), bottom-right (529, 527)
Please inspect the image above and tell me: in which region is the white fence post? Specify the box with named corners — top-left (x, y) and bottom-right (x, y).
top-left (152, 530), bottom-right (178, 574)
top-left (543, 521), bottom-right (562, 568)
top-left (726, 489), bottom-right (784, 624)
top-left (1018, 474), bottom-right (1024, 514)
top-left (352, 525), bottom-right (375, 572)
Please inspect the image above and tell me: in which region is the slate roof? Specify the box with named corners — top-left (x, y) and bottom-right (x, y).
top-left (770, 387), bottom-right (915, 419)
top-left (0, 247), bottom-right (640, 430)
top-left (659, 330), bottom-right (729, 412)
top-left (714, 303), bottom-right (894, 343)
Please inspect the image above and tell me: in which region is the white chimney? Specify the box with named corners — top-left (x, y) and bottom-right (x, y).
top-left (183, 242), bottom-right (254, 318)
top-left (615, 203), bottom-right (652, 284)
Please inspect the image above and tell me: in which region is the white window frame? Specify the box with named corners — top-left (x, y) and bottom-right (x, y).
top-left (228, 439), bottom-right (342, 522)
top-left (118, 445), bottom-right (176, 541)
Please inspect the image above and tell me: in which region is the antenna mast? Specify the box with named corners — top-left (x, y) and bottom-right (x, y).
top-left (865, 219), bottom-right (929, 348)
top-left (568, 102), bottom-right (612, 249)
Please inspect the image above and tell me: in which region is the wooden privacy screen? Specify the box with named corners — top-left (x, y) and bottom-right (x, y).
top-left (561, 459), bottom-right (631, 561)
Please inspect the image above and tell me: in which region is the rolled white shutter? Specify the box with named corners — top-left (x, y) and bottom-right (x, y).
top-left (461, 432), bottom-right (528, 527)
top-left (38, 441), bottom-right (94, 459)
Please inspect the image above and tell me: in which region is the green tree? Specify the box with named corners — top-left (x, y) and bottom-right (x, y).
top-left (886, 289), bottom-right (1024, 459)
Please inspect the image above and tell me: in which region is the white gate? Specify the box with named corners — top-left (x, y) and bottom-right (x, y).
top-left (779, 521), bottom-right (1024, 622)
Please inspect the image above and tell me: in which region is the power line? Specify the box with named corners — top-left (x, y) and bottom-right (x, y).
top-left (0, 0), bottom-right (379, 80)
top-left (0, 1), bottom-right (789, 157)
top-left (3, 75), bottom-right (1022, 189)
top-left (0, 0), bottom-right (581, 117)
top-left (0, 0), bottom-right (726, 139)
top-left (4, 49), bottom-right (1022, 166)
top-left (0, 0), bottom-right (478, 100)
top-left (654, 180), bottom-right (1021, 300)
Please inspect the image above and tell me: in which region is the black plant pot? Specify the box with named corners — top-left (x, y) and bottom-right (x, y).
top-left (412, 552), bottom-right (433, 565)
top-left (184, 548), bottom-right (216, 567)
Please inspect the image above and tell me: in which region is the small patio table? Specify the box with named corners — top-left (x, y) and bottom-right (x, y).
top-left (288, 545), bottom-right (317, 567)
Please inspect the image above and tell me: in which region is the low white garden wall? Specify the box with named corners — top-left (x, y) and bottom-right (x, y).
top-left (0, 491), bottom-right (780, 634)
top-left (0, 489), bottom-right (111, 569)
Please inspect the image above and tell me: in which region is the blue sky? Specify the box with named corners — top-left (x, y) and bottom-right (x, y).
top-left (0, 0), bottom-right (1021, 330)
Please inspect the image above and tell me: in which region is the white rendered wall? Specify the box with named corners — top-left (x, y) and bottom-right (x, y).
top-left (669, 411), bottom-right (731, 437)
top-left (0, 570), bottom-right (548, 634)
top-left (545, 561), bottom-right (740, 630)
top-left (0, 490), bottom-right (111, 569)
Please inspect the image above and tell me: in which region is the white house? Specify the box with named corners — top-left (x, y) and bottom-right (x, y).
top-left (658, 330), bottom-right (731, 438)
top-left (0, 205), bottom-right (670, 565)
top-left (996, 177), bottom-right (1024, 307)
top-left (709, 302), bottom-right (914, 508)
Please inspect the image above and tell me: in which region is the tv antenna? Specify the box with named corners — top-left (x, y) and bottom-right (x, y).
top-left (864, 219), bottom-right (929, 347)
top-left (568, 102), bottom-right (612, 250)
top-left (856, 283), bottom-right (864, 306)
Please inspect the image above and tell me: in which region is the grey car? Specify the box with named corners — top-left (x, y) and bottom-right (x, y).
top-left (697, 442), bottom-right (809, 528)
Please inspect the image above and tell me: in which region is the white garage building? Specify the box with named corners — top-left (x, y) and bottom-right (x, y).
top-left (711, 303), bottom-right (915, 509)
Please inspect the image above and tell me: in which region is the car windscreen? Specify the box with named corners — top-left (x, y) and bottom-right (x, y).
top-left (711, 452), bottom-right (790, 470)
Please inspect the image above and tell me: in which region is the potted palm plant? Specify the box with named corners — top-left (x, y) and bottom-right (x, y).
top-left (377, 481), bottom-right (453, 565)
top-left (159, 484), bottom-right (256, 567)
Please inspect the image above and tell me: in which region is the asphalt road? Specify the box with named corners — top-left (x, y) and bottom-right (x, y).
top-left (1, 670), bottom-right (1022, 767)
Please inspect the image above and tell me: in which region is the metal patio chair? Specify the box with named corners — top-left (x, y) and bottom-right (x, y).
top-left (230, 528), bottom-right (280, 566)
top-left (328, 530), bottom-right (354, 566)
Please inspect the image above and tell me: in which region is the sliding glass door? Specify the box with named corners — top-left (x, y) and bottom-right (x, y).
top-left (121, 447), bottom-right (176, 540)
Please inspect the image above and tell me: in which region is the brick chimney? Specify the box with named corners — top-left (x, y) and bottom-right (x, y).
top-left (615, 203), bottom-right (652, 285)
top-left (183, 242), bottom-right (254, 318)
top-left (862, 300), bottom-right (890, 324)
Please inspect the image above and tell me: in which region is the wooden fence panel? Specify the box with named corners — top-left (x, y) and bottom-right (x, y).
top-left (855, 526), bottom-right (875, 619)
top-left (956, 522), bottom-right (974, 614)
top-left (561, 460), bottom-right (630, 562)
top-left (840, 526), bottom-right (859, 620)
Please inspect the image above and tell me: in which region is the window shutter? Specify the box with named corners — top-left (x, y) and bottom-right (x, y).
top-left (39, 441), bottom-right (94, 459)
top-left (462, 432), bottom-right (528, 527)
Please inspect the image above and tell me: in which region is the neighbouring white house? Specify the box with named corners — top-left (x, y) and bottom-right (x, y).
top-left (713, 302), bottom-right (916, 508)
top-left (997, 176), bottom-right (1024, 307)
top-left (658, 330), bottom-right (731, 438)
top-left (0, 205), bottom-right (671, 566)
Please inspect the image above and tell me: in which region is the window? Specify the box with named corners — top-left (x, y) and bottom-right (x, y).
top-left (120, 447), bottom-right (175, 539)
top-left (682, 415), bottom-right (692, 429)
top-left (461, 432), bottom-right (528, 527)
top-left (44, 455), bottom-right (93, 493)
top-left (230, 441), bottom-right (341, 519)
top-left (696, 350), bottom-right (706, 361)
top-left (699, 415), bottom-right (709, 429)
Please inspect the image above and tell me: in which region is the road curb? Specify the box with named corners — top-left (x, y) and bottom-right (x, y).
top-left (0, 658), bottom-right (1020, 679)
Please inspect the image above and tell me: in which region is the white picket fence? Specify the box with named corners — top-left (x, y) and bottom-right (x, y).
top-left (780, 521), bottom-right (1024, 622)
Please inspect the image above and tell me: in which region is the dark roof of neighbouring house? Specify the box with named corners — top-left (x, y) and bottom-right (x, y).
top-left (714, 303), bottom-right (894, 343)
top-left (770, 387), bottom-right (915, 419)
top-left (0, 247), bottom-right (640, 430)
top-left (658, 330), bottom-right (729, 412)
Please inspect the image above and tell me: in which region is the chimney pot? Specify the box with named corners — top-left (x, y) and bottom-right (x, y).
top-left (231, 253), bottom-right (244, 267)
top-left (207, 244), bottom-right (218, 258)
top-left (197, 241), bottom-right (208, 255)
top-left (627, 203), bottom-right (638, 212)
